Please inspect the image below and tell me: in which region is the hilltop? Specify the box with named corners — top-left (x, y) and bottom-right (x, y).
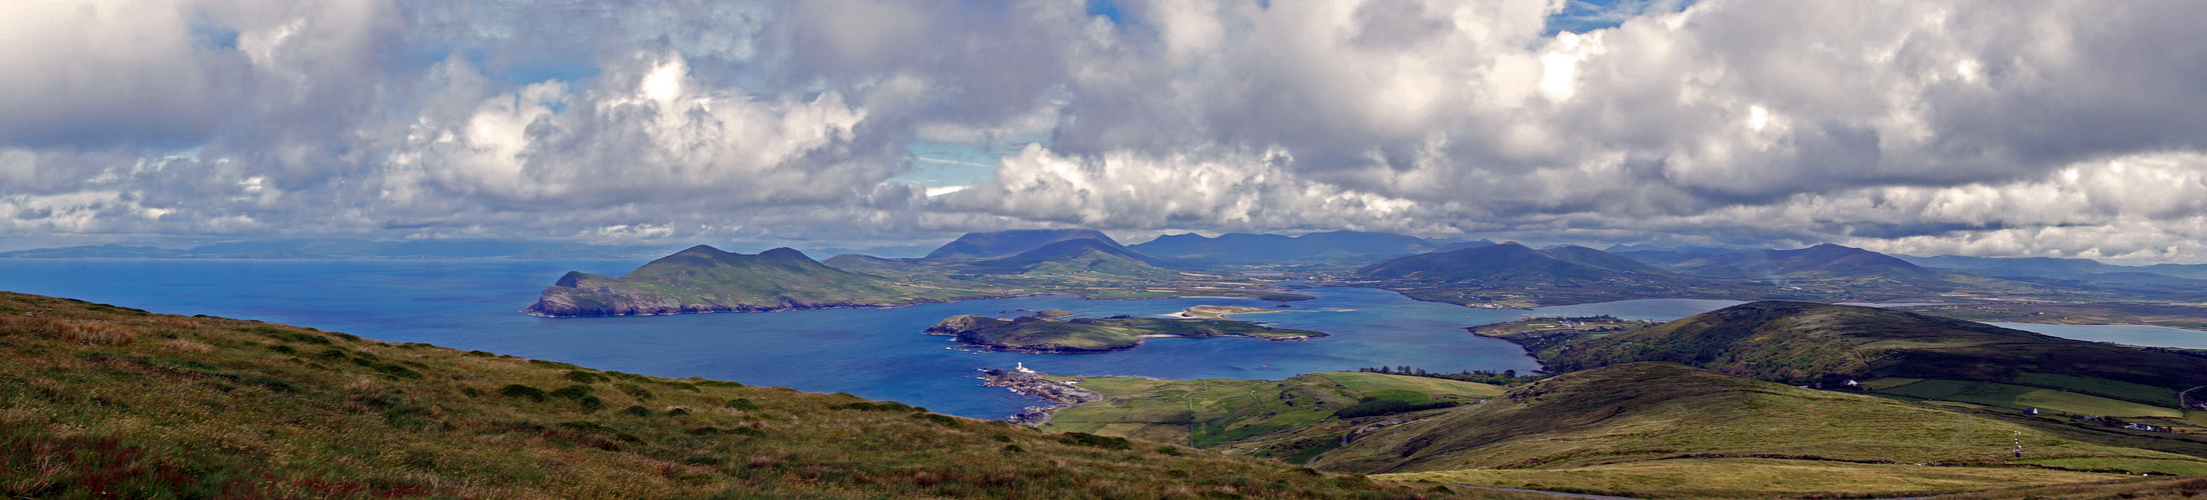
top-left (926, 229), bottom-right (1125, 259)
top-left (1320, 363), bottom-right (2207, 498)
top-left (1541, 301), bottom-right (2207, 391)
top-left (526, 245), bottom-right (994, 317)
top-left (0, 291), bottom-right (1496, 499)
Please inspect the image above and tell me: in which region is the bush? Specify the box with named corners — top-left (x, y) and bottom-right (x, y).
top-left (725, 398), bottom-right (760, 411)
top-left (564, 371), bottom-right (604, 384)
top-left (1060, 432), bottom-right (1131, 449)
top-left (833, 401), bottom-right (915, 412)
top-left (577, 396), bottom-right (606, 411)
top-left (373, 363), bottom-right (422, 379)
top-left (623, 405), bottom-right (651, 417)
top-left (500, 384), bottom-right (548, 402)
top-left (550, 385), bottom-right (594, 399)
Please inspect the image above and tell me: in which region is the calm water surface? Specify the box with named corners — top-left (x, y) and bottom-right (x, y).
top-left (0, 259), bottom-right (1558, 418)
top-left (7, 259), bottom-right (2189, 418)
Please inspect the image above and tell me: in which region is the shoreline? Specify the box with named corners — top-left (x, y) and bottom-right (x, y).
top-left (977, 366), bottom-right (1102, 425)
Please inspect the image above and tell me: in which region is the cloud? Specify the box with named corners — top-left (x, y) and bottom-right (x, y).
top-left (7, 0), bottom-right (2207, 262)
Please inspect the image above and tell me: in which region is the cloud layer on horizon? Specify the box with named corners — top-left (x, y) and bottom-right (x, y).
top-left (5, 0), bottom-right (2207, 263)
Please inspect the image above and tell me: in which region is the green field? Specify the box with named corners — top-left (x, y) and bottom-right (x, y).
top-left (2011, 373), bottom-right (2178, 404)
top-left (1047, 372), bottom-right (1503, 449)
top-left (1385, 458), bottom-right (2133, 499)
top-left (1877, 378), bottom-right (1982, 399)
top-left (1879, 379), bottom-right (2182, 417)
top-left (1945, 382), bottom-right (2183, 418)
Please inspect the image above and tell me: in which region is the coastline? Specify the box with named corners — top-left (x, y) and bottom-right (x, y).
top-left (977, 366), bottom-right (1102, 425)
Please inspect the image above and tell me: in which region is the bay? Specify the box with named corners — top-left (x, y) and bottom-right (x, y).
top-left (0, 259), bottom-right (1567, 419)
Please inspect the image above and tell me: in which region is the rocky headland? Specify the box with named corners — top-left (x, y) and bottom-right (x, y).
top-left (979, 364), bottom-right (1103, 425)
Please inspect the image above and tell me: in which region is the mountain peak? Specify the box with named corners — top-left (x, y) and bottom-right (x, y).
top-left (926, 229), bottom-right (1122, 259)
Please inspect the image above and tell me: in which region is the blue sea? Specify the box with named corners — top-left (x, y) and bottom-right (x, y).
top-left (5, 258), bottom-right (2198, 419)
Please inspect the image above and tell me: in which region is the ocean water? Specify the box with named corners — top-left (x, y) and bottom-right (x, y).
top-left (1993, 322), bottom-right (2207, 350)
top-left (9, 259), bottom-right (2192, 419)
top-left (0, 259), bottom-right (1561, 418)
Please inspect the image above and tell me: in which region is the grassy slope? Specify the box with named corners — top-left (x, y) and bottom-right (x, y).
top-left (1316, 363), bottom-right (2206, 498)
top-left (0, 292), bottom-right (1529, 500)
top-left (1543, 301), bottom-right (2207, 394)
top-left (1048, 373), bottom-right (1503, 455)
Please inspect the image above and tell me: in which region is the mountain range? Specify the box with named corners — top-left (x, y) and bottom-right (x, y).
top-left (1127, 230), bottom-right (1483, 265)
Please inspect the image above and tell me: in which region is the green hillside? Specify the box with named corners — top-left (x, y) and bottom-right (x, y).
top-left (0, 291), bottom-right (1513, 499)
top-left (1045, 373), bottom-right (1504, 457)
top-left (1316, 363), bottom-right (2207, 498)
top-left (1542, 301), bottom-right (2207, 395)
top-left (527, 245), bottom-right (996, 317)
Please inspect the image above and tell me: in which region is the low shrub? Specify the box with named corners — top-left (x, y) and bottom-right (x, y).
top-left (500, 384), bottom-right (548, 402)
top-left (1060, 432), bottom-right (1131, 449)
top-left (623, 405), bottom-right (651, 417)
top-left (550, 385), bottom-right (594, 399)
top-left (564, 371), bottom-right (604, 384)
top-left (725, 398), bottom-right (760, 411)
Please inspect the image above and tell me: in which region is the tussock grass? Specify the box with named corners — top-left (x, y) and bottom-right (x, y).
top-left (0, 291), bottom-right (1514, 499)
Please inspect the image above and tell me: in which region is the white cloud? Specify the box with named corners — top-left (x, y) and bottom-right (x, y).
top-left (8, 0), bottom-right (2207, 262)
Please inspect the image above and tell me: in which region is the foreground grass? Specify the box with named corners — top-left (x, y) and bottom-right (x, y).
top-left (0, 291), bottom-right (1522, 499)
top-left (1387, 458), bottom-right (2132, 499)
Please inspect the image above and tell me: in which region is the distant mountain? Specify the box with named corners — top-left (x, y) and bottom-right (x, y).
top-left (527, 245), bottom-right (989, 317)
top-left (1655, 243), bottom-right (1934, 280)
top-left (1430, 240), bottom-right (1500, 253)
top-left (1602, 243), bottom-right (1741, 254)
top-left (1129, 230), bottom-right (1475, 264)
top-left (1899, 254), bottom-right (2207, 285)
top-left (925, 229), bottom-right (1122, 259)
top-left (0, 239), bottom-right (681, 259)
top-left (1543, 300), bottom-right (2207, 390)
top-left (1354, 242), bottom-right (1669, 282)
top-left (962, 239), bottom-right (1179, 277)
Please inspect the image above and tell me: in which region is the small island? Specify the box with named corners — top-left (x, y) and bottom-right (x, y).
top-left (927, 307), bottom-right (1326, 353)
top-left (1465, 315), bottom-right (1655, 353)
top-left (1171, 305), bottom-right (1281, 320)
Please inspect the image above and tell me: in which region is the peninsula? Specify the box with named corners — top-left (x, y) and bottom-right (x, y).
top-left (525, 245), bottom-right (998, 317)
top-left (926, 307), bottom-right (1326, 353)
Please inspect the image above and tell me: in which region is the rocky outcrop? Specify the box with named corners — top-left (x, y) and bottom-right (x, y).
top-left (979, 366), bottom-right (1103, 426)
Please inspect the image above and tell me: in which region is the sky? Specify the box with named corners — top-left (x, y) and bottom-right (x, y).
top-left (5, 0), bottom-right (2207, 264)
